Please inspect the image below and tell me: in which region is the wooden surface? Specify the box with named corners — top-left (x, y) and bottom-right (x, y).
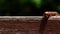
top-left (0, 16), bottom-right (59, 34)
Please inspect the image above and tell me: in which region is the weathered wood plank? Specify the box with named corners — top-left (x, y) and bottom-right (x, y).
top-left (0, 16), bottom-right (59, 34)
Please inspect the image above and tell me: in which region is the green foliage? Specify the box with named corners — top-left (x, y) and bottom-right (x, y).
top-left (0, 0), bottom-right (60, 15)
top-left (31, 0), bottom-right (42, 8)
top-left (56, 5), bottom-right (60, 13)
top-left (19, 0), bottom-right (28, 4)
top-left (0, 0), bottom-right (10, 9)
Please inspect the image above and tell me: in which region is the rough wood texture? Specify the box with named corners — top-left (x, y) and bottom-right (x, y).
top-left (0, 16), bottom-right (59, 34)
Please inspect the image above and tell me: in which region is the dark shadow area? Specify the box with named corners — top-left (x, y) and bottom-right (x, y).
top-left (0, 0), bottom-right (59, 16)
top-left (39, 16), bottom-right (49, 34)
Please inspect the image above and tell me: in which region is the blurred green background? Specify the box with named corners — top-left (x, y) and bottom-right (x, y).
top-left (0, 0), bottom-right (60, 16)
